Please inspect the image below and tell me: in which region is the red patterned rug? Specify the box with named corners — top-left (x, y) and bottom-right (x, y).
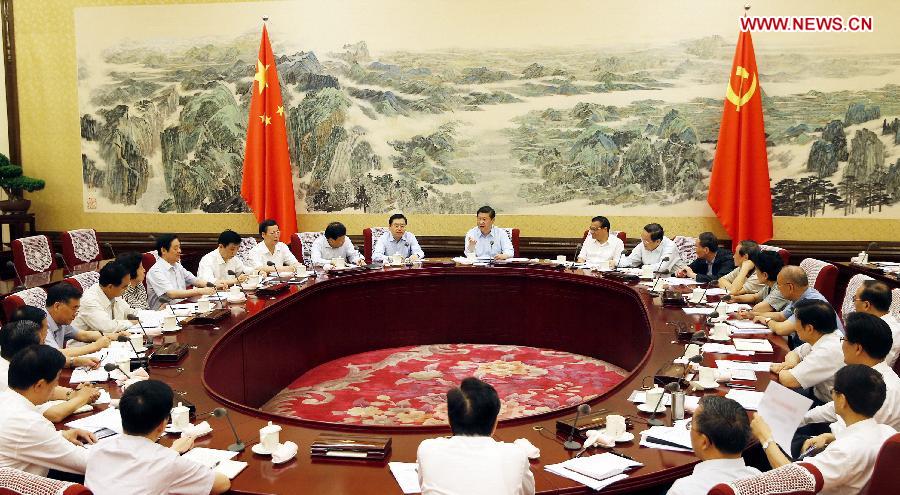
top-left (261, 344), bottom-right (627, 427)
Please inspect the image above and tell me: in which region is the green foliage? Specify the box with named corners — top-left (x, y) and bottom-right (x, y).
top-left (0, 154), bottom-right (45, 199)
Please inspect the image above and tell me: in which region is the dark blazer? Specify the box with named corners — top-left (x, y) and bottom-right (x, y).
top-left (688, 249), bottom-right (736, 283)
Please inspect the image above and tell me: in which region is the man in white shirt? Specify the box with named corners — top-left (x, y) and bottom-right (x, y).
top-left (418, 377), bottom-right (534, 495)
top-left (576, 215), bottom-right (623, 266)
top-left (797, 312), bottom-right (900, 458)
top-left (770, 299), bottom-right (844, 404)
top-left (463, 205), bottom-right (514, 260)
top-left (0, 345), bottom-right (96, 476)
top-left (751, 365), bottom-right (897, 495)
top-left (197, 230), bottom-right (250, 286)
top-left (372, 214), bottom-right (425, 263)
top-left (310, 222), bottom-right (365, 267)
top-left (718, 240), bottom-right (763, 296)
top-left (853, 280), bottom-right (900, 366)
top-left (667, 396), bottom-right (760, 495)
top-left (623, 223), bottom-right (680, 273)
top-left (43, 283), bottom-right (111, 367)
top-left (85, 380), bottom-right (230, 495)
top-left (248, 219), bottom-right (301, 273)
top-left (145, 234), bottom-right (217, 310)
top-left (71, 261), bottom-right (135, 335)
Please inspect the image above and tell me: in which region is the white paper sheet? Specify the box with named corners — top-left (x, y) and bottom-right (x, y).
top-left (727, 320), bottom-right (769, 330)
top-left (715, 360), bottom-right (773, 372)
top-left (182, 448), bottom-right (239, 468)
top-left (683, 307), bottom-right (716, 315)
top-left (725, 389), bottom-right (765, 410)
top-left (757, 381), bottom-right (814, 453)
top-left (701, 343), bottom-right (754, 356)
top-left (730, 369), bottom-right (758, 381)
top-left (733, 339), bottom-right (775, 353)
top-left (388, 462), bottom-right (421, 494)
top-left (69, 368), bottom-right (111, 383)
top-left (66, 407), bottom-right (123, 433)
top-left (662, 277), bottom-right (700, 286)
top-left (545, 453), bottom-right (639, 490)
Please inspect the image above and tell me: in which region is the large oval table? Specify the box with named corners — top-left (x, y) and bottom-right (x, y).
top-left (74, 265), bottom-right (787, 494)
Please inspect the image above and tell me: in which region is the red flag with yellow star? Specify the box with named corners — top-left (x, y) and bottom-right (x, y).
top-left (241, 25), bottom-right (297, 242)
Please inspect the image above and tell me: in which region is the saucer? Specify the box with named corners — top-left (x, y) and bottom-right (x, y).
top-left (252, 443), bottom-right (273, 455)
top-left (598, 429), bottom-right (635, 443)
top-left (637, 403), bottom-right (666, 413)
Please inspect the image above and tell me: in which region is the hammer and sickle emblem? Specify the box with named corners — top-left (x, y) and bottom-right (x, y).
top-left (725, 66), bottom-right (757, 112)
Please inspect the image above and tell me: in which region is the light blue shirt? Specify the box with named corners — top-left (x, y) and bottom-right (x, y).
top-left (372, 231), bottom-right (425, 262)
top-left (782, 287), bottom-right (844, 332)
top-left (310, 236), bottom-right (362, 266)
top-left (464, 226), bottom-right (514, 258)
top-left (44, 313), bottom-right (77, 350)
top-left (145, 258), bottom-right (199, 310)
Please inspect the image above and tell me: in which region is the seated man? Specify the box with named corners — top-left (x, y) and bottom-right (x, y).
top-left (72, 261), bottom-right (135, 335)
top-left (624, 223), bottom-right (680, 273)
top-left (197, 229), bottom-right (250, 286)
top-left (42, 283), bottom-right (112, 367)
top-left (667, 396), bottom-right (760, 494)
top-left (146, 234), bottom-right (217, 309)
top-left (372, 213), bottom-right (425, 263)
top-left (751, 364), bottom-right (896, 495)
top-left (853, 280), bottom-right (900, 366)
top-left (676, 232), bottom-right (735, 283)
top-left (117, 252), bottom-right (150, 310)
top-left (311, 222), bottom-right (365, 267)
top-left (0, 345), bottom-right (95, 476)
top-left (85, 380), bottom-right (230, 495)
top-left (753, 265), bottom-right (842, 338)
top-left (417, 377), bottom-right (534, 495)
top-left (770, 299), bottom-right (844, 405)
top-left (463, 205), bottom-right (514, 260)
top-left (576, 215), bottom-right (623, 266)
top-left (248, 219), bottom-right (301, 274)
top-left (718, 240), bottom-right (763, 296)
top-left (733, 251), bottom-right (790, 314)
top-left (0, 319), bottom-right (100, 422)
top-left (799, 313), bottom-right (899, 447)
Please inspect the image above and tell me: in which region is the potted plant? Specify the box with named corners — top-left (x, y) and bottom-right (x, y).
top-left (0, 152), bottom-right (45, 214)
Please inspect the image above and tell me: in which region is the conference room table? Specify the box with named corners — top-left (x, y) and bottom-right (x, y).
top-left (60, 262), bottom-right (788, 494)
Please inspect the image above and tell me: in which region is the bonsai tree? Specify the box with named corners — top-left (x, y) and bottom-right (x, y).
top-left (0, 152), bottom-right (44, 201)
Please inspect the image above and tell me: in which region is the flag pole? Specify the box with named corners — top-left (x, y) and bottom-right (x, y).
top-left (744, 4), bottom-right (750, 17)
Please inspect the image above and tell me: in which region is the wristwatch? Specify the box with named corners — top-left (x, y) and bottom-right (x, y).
top-left (762, 438), bottom-right (775, 450)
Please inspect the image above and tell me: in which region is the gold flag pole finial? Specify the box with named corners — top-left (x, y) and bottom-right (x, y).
top-left (262, 16), bottom-right (269, 23)
top-left (744, 4), bottom-right (751, 17)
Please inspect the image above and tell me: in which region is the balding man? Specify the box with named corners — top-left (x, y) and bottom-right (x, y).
top-left (754, 265), bottom-right (842, 342)
top-left (853, 280), bottom-right (900, 366)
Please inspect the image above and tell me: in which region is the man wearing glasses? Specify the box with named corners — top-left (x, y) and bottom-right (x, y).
top-left (753, 265), bottom-right (843, 342)
top-left (248, 219), bottom-right (301, 274)
top-left (623, 223), bottom-right (680, 273)
top-left (576, 216), bottom-right (623, 266)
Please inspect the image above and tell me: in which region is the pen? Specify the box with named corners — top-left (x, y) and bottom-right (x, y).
top-left (608, 449), bottom-right (636, 461)
top-left (725, 383), bottom-right (755, 390)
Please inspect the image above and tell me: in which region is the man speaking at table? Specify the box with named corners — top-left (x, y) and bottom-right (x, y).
top-left (463, 206), bottom-right (513, 260)
top-left (623, 223), bottom-right (680, 273)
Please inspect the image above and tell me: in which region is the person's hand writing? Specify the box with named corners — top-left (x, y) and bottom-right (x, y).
top-left (171, 435), bottom-right (195, 454)
top-left (802, 433), bottom-right (835, 454)
top-left (73, 356), bottom-right (101, 369)
top-left (62, 429), bottom-right (97, 447)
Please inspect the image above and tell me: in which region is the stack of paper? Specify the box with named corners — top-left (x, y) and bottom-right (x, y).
top-left (69, 368), bottom-right (110, 383)
top-left (545, 453), bottom-right (642, 490)
top-left (683, 307), bottom-right (716, 315)
top-left (701, 343), bottom-right (754, 356)
top-left (757, 382), bottom-right (813, 452)
top-left (66, 406), bottom-right (123, 434)
top-left (639, 420), bottom-right (692, 452)
top-left (733, 339), bottom-right (774, 353)
top-left (182, 448), bottom-right (246, 479)
top-left (388, 462), bottom-right (420, 494)
top-left (725, 389), bottom-right (765, 410)
top-left (715, 360), bottom-right (773, 372)
top-left (661, 277), bottom-right (699, 286)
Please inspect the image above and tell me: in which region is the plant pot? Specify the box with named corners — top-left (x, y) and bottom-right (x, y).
top-left (0, 199), bottom-right (31, 214)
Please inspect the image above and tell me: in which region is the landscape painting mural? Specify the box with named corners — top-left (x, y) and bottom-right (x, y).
top-left (74, 0), bottom-right (900, 217)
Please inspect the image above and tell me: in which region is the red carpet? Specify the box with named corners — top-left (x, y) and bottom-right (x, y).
top-left (262, 344), bottom-right (627, 427)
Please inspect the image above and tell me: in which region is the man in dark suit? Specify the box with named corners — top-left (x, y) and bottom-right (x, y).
top-left (677, 232), bottom-right (735, 283)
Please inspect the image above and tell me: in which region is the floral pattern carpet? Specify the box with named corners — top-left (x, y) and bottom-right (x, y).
top-left (261, 344), bottom-right (627, 427)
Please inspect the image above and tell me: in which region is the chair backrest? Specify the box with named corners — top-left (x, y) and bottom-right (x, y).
top-left (236, 237), bottom-right (258, 265)
top-left (891, 289), bottom-right (900, 320)
top-left (62, 271), bottom-right (101, 292)
top-left (140, 251), bottom-right (158, 289)
top-left (708, 462), bottom-right (823, 495)
top-left (841, 273), bottom-right (874, 318)
top-left (759, 244), bottom-right (791, 266)
top-left (799, 258), bottom-right (839, 307)
top-left (861, 433), bottom-right (900, 494)
top-left (11, 235), bottom-right (57, 282)
top-left (363, 227), bottom-right (390, 263)
top-left (673, 235), bottom-right (698, 264)
top-left (500, 228), bottom-right (520, 257)
top-left (0, 466), bottom-right (91, 495)
top-left (60, 229), bottom-right (102, 271)
top-left (2, 287), bottom-right (48, 323)
top-left (290, 232), bottom-right (324, 270)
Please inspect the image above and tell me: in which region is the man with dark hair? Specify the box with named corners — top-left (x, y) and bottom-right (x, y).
top-left (311, 222), bottom-right (365, 267)
top-left (751, 365), bottom-right (896, 495)
top-left (0, 345), bottom-right (95, 476)
top-left (84, 380), bottom-right (230, 495)
top-left (719, 240), bottom-right (763, 296)
top-left (417, 377), bottom-right (534, 495)
top-left (854, 280), bottom-right (900, 366)
top-left (753, 265), bottom-right (842, 338)
top-left (44, 284), bottom-right (109, 367)
top-left (72, 261), bottom-right (135, 336)
top-left (248, 219), bottom-right (301, 273)
top-left (146, 234), bottom-right (216, 309)
top-left (372, 213), bottom-right (425, 263)
top-left (117, 252), bottom-right (150, 310)
top-left (577, 215), bottom-right (623, 266)
top-left (197, 229), bottom-right (250, 286)
top-left (667, 396), bottom-right (759, 494)
top-left (624, 223), bottom-right (680, 273)
top-left (733, 251), bottom-right (790, 313)
top-left (770, 299), bottom-right (844, 404)
top-left (464, 205), bottom-right (514, 260)
top-left (677, 232), bottom-right (735, 283)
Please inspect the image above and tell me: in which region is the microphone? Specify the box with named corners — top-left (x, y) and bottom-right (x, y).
top-left (649, 256), bottom-right (671, 295)
top-left (711, 294), bottom-right (732, 319)
top-left (563, 403), bottom-right (591, 450)
top-left (117, 335), bottom-right (148, 368)
top-left (862, 241), bottom-right (879, 263)
top-left (7, 260), bottom-right (24, 292)
top-left (104, 361), bottom-right (132, 379)
top-left (131, 316), bottom-right (154, 349)
top-left (647, 382), bottom-right (683, 427)
top-left (104, 242), bottom-right (116, 258)
top-left (211, 408), bottom-right (245, 452)
top-left (54, 253), bottom-right (71, 277)
top-left (268, 261), bottom-right (288, 282)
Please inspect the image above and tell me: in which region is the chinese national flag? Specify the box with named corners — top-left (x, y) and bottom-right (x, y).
top-left (241, 25), bottom-right (297, 243)
top-left (708, 30), bottom-right (773, 244)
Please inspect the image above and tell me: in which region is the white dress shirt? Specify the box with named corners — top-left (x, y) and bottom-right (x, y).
top-left (577, 233), bottom-right (624, 265)
top-left (624, 236), bottom-right (681, 272)
top-left (792, 332), bottom-right (844, 403)
top-left (372, 231), bottom-right (425, 262)
top-left (881, 313), bottom-right (900, 367)
top-left (310, 236), bottom-right (362, 266)
top-left (805, 418), bottom-right (897, 495)
top-left (85, 434), bottom-right (215, 495)
top-left (145, 258), bottom-right (200, 310)
top-left (71, 283), bottom-right (133, 334)
top-left (196, 248), bottom-right (247, 283)
top-left (666, 458), bottom-right (761, 495)
top-left (803, 361), bottom-right (900, 433)
top-left (0, 389), bottom-right (88, 476)
top-left (247, 241), bottom-right (299, 271)
top-left (417, 435), bottom-right (535, 495)
top-left (463, 226), bottom-right (514, 258)
top-left (0, 358), bottom-right (8, 391)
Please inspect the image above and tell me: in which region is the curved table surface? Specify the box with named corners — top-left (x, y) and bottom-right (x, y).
top-left (67, 265), bottom-right (787, 494)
